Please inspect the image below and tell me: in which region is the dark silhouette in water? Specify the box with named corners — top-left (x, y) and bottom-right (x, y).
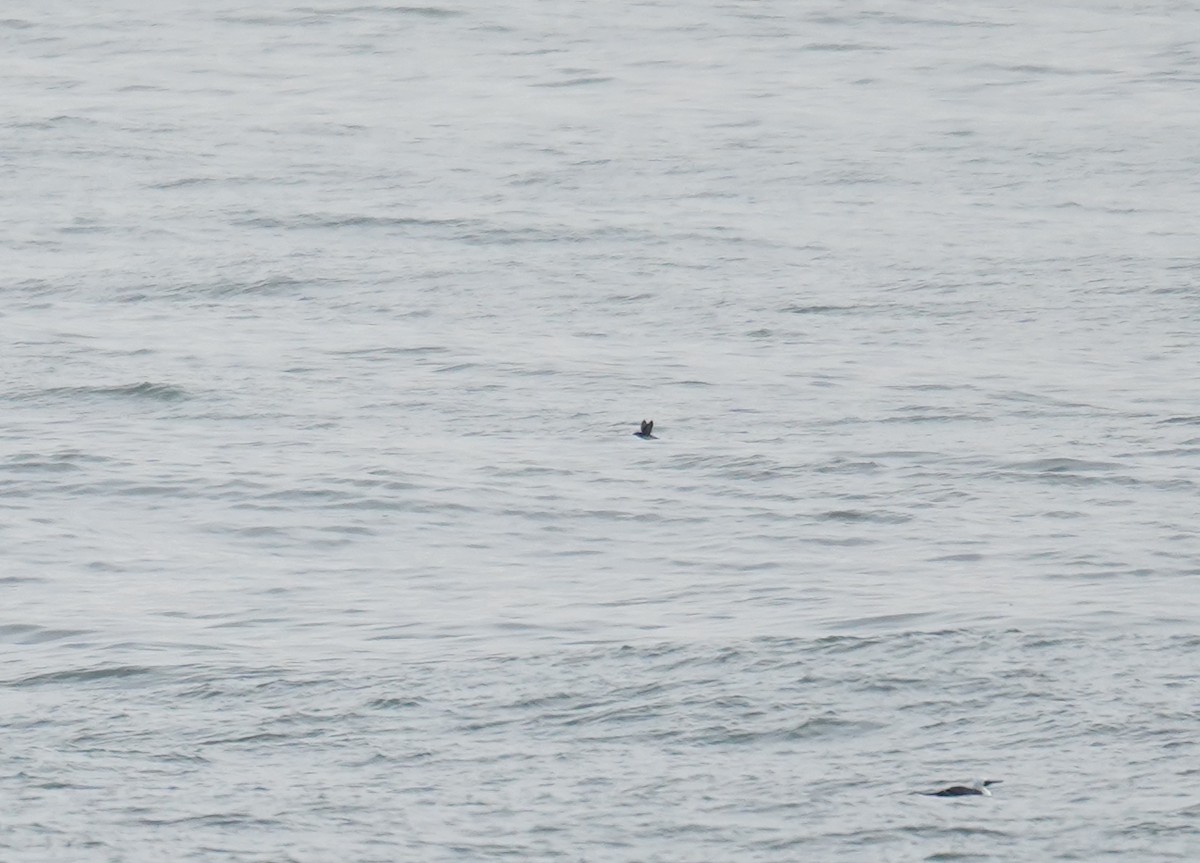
top-left (924, 779), bottom-right (1001, 797)
top-left (633, 419), bottom-right (656, 439)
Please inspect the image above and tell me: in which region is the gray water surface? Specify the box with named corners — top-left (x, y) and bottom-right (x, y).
top-left (5, 2), bottom-right (1200, 860)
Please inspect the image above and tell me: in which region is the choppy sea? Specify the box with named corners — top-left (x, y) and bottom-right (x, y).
top-left (5, 2), bottom-right (1200, 860)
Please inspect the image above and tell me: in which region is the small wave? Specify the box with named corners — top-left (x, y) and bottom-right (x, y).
top-left (367, 697), bottom-right (425, 710)
top-left (199, 730), bottom-right (312, 747)
top-left (706, 714), bottom-right (882, 745)
top-left (929, 552), bottom-right (984, 562)
top-left (150, 176), bottom-right (217, 189)
top-left (58, 222), bottom-right (108, 235)
top-left (0, 624), bottom-right (91, 645)
top-left (434, 362), bottom-right (479, 373)
top-left (2, 450), bottom-right (112, 472)
top-left (12, 665), bottom-right (158, 687)
top-left (385, 5), bottom-right (462, 16)
top-left (332, 345), bottom-right (449, 359)
top-left (815, 458), bottom-right (883, 474)
top-left (139, 812), bottom-right (283, 829)
top-left (670, 453), bottom-right (803, 481)
top-left (996, 390), bottom-right (1096, 412)
top-left (181, 274), bottom-right (339, 298)
top-left (800, 42), bottom-right (879, 52)
top-left (532, 76), bottom-right (614, 88)
top-left (782, 303), bottom-right (856, 314)
top-left (604, 291), bottom-right (654, 303)
top-left (820, 509), bottom-right (911, 524)
top-left (235, 212), bottom-right (603, 247)
top-left (221, 5), bottom-right (461, 25)
top-left (1005, 457), bottom-right (1118, 473)
top-left (880, 410), bottom-right (986, 424)
top-left (12, 114), bottom-right (98, 130)
top-left (16, 381), bottom-right (191, 403)
top-left (989, 62), bottom-right (1118, 77)
top-left (824, 612), bottom-right (940, 633)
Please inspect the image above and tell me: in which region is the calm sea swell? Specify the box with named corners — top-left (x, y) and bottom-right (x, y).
top-left (5, 0), bottom-right (1200, 859)
top-left (5, 631), bottom-right (1198, 860)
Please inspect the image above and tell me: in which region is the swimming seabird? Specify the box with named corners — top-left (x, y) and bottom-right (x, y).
top-left (633, 419), bottom-right (656, 440)
top-left (923, 779), bottom-right (1001, 797)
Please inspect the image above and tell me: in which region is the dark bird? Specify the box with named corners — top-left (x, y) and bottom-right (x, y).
top-left (633, 419), bottom-right (656, 439)
top-left (923, 779), bottom-right (1001, 797)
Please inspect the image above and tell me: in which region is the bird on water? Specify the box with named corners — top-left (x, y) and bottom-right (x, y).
top-left (633, 419), bottom-right (656, 439)
top-left (923, 779), bottom-right (1001, 797)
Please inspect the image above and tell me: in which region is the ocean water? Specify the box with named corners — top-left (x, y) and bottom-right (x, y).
top-left (4, 1), bottom-right (1200, 860)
